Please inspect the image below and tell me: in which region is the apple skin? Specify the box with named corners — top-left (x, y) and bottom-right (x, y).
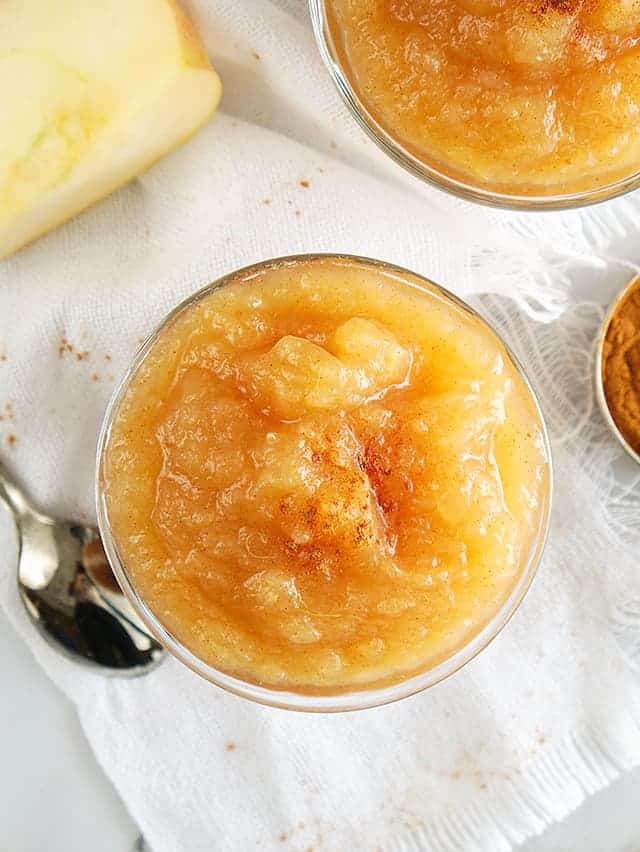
top-left (170, 0), bottom-right (213, 68)
top-left (0, 0), bottom-right (222, 261)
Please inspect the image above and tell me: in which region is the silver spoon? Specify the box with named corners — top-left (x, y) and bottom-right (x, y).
top-left (0, 457), bottom-right (164, 674)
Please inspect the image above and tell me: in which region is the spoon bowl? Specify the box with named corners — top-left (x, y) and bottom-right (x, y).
top-left (0, 458), bottom-right (164, 674)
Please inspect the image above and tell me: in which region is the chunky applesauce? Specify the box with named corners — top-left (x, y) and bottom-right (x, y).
top-left (101, 257), bottom-right (549, 693)
top-left (326, 0), bottom-right (640, 195)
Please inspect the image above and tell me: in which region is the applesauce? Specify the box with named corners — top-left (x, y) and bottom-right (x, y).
top-left (99, 256), bottom-right (550, 696)
top-left (323, 0), bottom-right (640, 197)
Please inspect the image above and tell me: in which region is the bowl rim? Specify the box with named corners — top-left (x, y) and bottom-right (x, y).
top-left (95, 253), bottom-right (554, 712)
top-left (594, 274), bottom-right (640, 466)
top-left (309, 0), bottom-right (640, 212)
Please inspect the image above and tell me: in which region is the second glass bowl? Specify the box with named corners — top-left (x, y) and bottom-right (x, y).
top-left (310, 0), bottom-right (640, 211)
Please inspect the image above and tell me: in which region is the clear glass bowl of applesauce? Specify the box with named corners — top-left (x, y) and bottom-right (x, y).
top-left (310, 0), bottom-right (640, 210)
top-left (96, 254), bottom-right (552, 711)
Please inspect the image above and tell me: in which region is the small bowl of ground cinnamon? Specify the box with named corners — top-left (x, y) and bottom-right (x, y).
top-left (596, 275), bottom-right (640, 465)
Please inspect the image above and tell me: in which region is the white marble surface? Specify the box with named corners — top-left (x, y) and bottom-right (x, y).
top-left (0, 610), bottom-right (638, 852)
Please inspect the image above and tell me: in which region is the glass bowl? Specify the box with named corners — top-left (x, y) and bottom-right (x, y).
top-left (96, 254), bottom-right (553, 711)
top-left (309, 0), bottom-right (640, 211)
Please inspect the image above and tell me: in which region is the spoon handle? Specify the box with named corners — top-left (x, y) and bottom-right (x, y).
top-left (0, 458), bottom-right (33, 520)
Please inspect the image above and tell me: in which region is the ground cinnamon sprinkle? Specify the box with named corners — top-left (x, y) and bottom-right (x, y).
top-left (602, 277), bottom-right (640, 455)
top-left (531, 0), bottom-right (580, 15)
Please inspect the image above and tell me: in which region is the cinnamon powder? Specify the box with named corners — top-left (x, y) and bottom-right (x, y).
top-left (602, 278), bottom-right (640, 455)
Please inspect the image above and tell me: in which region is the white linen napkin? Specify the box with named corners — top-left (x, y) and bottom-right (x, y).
top-left (1, 3), bottom-right (639, 851)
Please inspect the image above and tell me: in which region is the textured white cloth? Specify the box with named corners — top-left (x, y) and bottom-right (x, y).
top-left (1, 2), bottom-right (640, 851)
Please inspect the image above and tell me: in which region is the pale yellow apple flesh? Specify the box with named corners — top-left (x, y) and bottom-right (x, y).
top-left (0, 0), bottom-right (221, 260)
